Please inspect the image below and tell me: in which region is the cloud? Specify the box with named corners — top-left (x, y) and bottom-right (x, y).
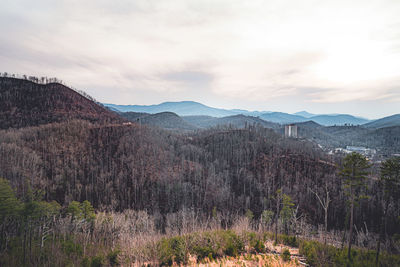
top-left (1, 0), bottom-right (400, 117)
top-left (161, 71), bottom-right (214, 89)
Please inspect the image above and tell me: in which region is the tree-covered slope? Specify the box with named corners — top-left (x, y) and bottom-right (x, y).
top-left (121, 111), bottom-right (198, 130)
top-left (363, 114), bottom-right (400, 128)
top-left (0, 77), bottom-right (123, 129)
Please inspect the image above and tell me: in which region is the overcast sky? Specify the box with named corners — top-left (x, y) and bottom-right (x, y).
top-left (1, 0), bottom-right (400, 119)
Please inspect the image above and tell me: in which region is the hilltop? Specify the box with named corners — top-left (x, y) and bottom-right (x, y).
top-left (0, 77), bottom-right (123, 129)
top-left (121, 111), bottom-right (197, 131)
top-left (363, 114), bottom-right (400, 128)
top-left (105, 101), bottom-right (236, 117)
top-left (183, 114), bottom-right (279, 129)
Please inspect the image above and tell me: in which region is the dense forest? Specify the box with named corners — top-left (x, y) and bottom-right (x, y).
top-left (1, 77), bottom-right (399, 266)
top-left (115, 108), bottom-right (400, 157)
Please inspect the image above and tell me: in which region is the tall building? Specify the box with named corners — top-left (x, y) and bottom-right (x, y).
top-left (285, 124), bottom-right (298, 138)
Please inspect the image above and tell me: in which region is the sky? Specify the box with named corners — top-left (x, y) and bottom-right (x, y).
top-left (1, 0), bottom-right (400, 119)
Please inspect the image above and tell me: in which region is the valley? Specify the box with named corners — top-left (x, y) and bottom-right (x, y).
top-left (114, 104), bottom-right (400, 160)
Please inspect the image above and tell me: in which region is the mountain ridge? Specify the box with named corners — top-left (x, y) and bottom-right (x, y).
top-left (363, 114), bottom-right (400, 128)
top-left (183, 114), bottom-right (279, 129)
top-left (105, 101), bottom-right (373, 126)
top-left (121, 111), bottom-right (197, 130)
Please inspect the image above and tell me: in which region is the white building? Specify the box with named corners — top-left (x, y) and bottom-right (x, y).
top-left (345, 146), bottom-right (376, 157)
top-left (285, 124), bottom-right (298, 138)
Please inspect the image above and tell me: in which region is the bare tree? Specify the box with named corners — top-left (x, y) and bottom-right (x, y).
top-left (309, 182), bottom-right (331, 234)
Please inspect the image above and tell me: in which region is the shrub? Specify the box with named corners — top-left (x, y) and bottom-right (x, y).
top-left (247, 232), bottom-right (257, 244)
top-left (268, 233), bottom-right (298, 247)
top-left (281, 249), bottom-right (291, 262)
top-left (261, 210), bottom-right (274, 227)
top-left (158, 236), bottom-right (187, 266)
top-left (245, 209), bottom-right (254, 220)
top-left (81, 257), bottom-right (90, 267)
top-left (299, 240), bottom-right (318, 266)
top-left (208, 252), bottom-right (214, 261)
top-left (91, 255), bottom-right (105, 267)
top-left (191, 232), bottom-right (218, 260)
top-left (247, 232), bottom-right (264, 253)
top-left (280, 234), bottom-right (298, 247)
top-left (225, 242), bottom-right (238, 257)
top-left (263, 232), bottom-right (274, 241)
top-left (223, 231), bottom-right (244, 257)
top-left (253, 239), bottom-right (265, 253)
top-left (107, 249), bottom-right (121, 266)
top-left (193, 244), bottom-right (216, 261)
top-left (298, 239), bottom-right (400, 267)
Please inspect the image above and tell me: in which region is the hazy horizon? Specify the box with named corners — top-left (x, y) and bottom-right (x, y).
top-left (105, 100), bottom-right (380, 120)
top-left (1, 0), bottom-right (400, 119)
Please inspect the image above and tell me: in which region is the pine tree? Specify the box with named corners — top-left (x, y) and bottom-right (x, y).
top-left (339, 152), bottom-right (370, 260)
top-left (67, 201), bottom-right (82, 222)
top-left (376, 157), bottom-right (400, 266)
top-left (81, 200), bottom-right (95, 222)
top-left (280, 194), bottom-right (295, 235)
top-left (0, 178), bottom-right (21, 251)
top-left (0, 178), bottom-right (20, 222)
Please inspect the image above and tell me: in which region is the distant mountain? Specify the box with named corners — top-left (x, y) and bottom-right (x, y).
top-left (294, 111), bottom-right (315, 118)
top-left (121, 111), bottom-right (197, 130)
top-left (293, 121), bottom-right (400, 154)
top-left (105, 106), bottom-right (121, 113)
top-left (363, 114), bottom-right (400, 128)
top-left (292, 121), bottom-right (336, 144)
top-left (183, 114), bottom-right (279, 129)
top-left (0, 77), bottom-right (123, 129)
top-left (105, 101), bottom-right (375, 126)
top-left (120, 112), bottom-right (279, 131)
top-left (259, 112), bottom-right (308, 124)
top-left (263, 111), bottom-right (368, 126)
top-left (182, 115), bottom-right (219, 128)
top-left (230, 109), bottom-right (269, 117)
top-left (105, 102), bottom-right (271, 118)
top-left (296, 120), bottom-right (323, 128)
top-left (104, 101), bottom-right (237, 117)
top-left (309, 114), bottom-right (369, 126)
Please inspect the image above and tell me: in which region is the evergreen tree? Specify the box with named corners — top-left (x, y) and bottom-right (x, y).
top-left (280, 194), bottom-right (295, 235)
top-left (376, 157), bottom-right (400, 266)
top-left (339, 152), bottom-right (370, 260)
top-left (0, 178), bottom-right (21, 251)
top-left (67, 201), bottom-right (82, 222)
top-left (81, 200), bottom-right (95, 222)
top-left (0, 178), bottom-right (20, 222)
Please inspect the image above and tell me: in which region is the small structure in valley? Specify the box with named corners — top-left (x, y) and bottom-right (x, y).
top-left (285, 124), bottom-right (298, 138)
top-left (345, 146), bottom-right (376, 157)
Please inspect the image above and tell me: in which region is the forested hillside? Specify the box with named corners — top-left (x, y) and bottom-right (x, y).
top-left (116, 107), bottom-right (400, 155)
top-left (183, 114), bottom-right (280, 129)
top-left (0, 120), bottom-right (329, 222)
top-left (1, 77), bottom-right (399, 266)
top-left (121, 111), bottom-right (197, 130)
top-left (364, 114), bottom-right (400, 128)
top-left (0, 114), bottom-right (396, 234)
top-left (0, 77), bottom-right (123, 129)
top-left (296, 123), bottom-right (400, 154)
